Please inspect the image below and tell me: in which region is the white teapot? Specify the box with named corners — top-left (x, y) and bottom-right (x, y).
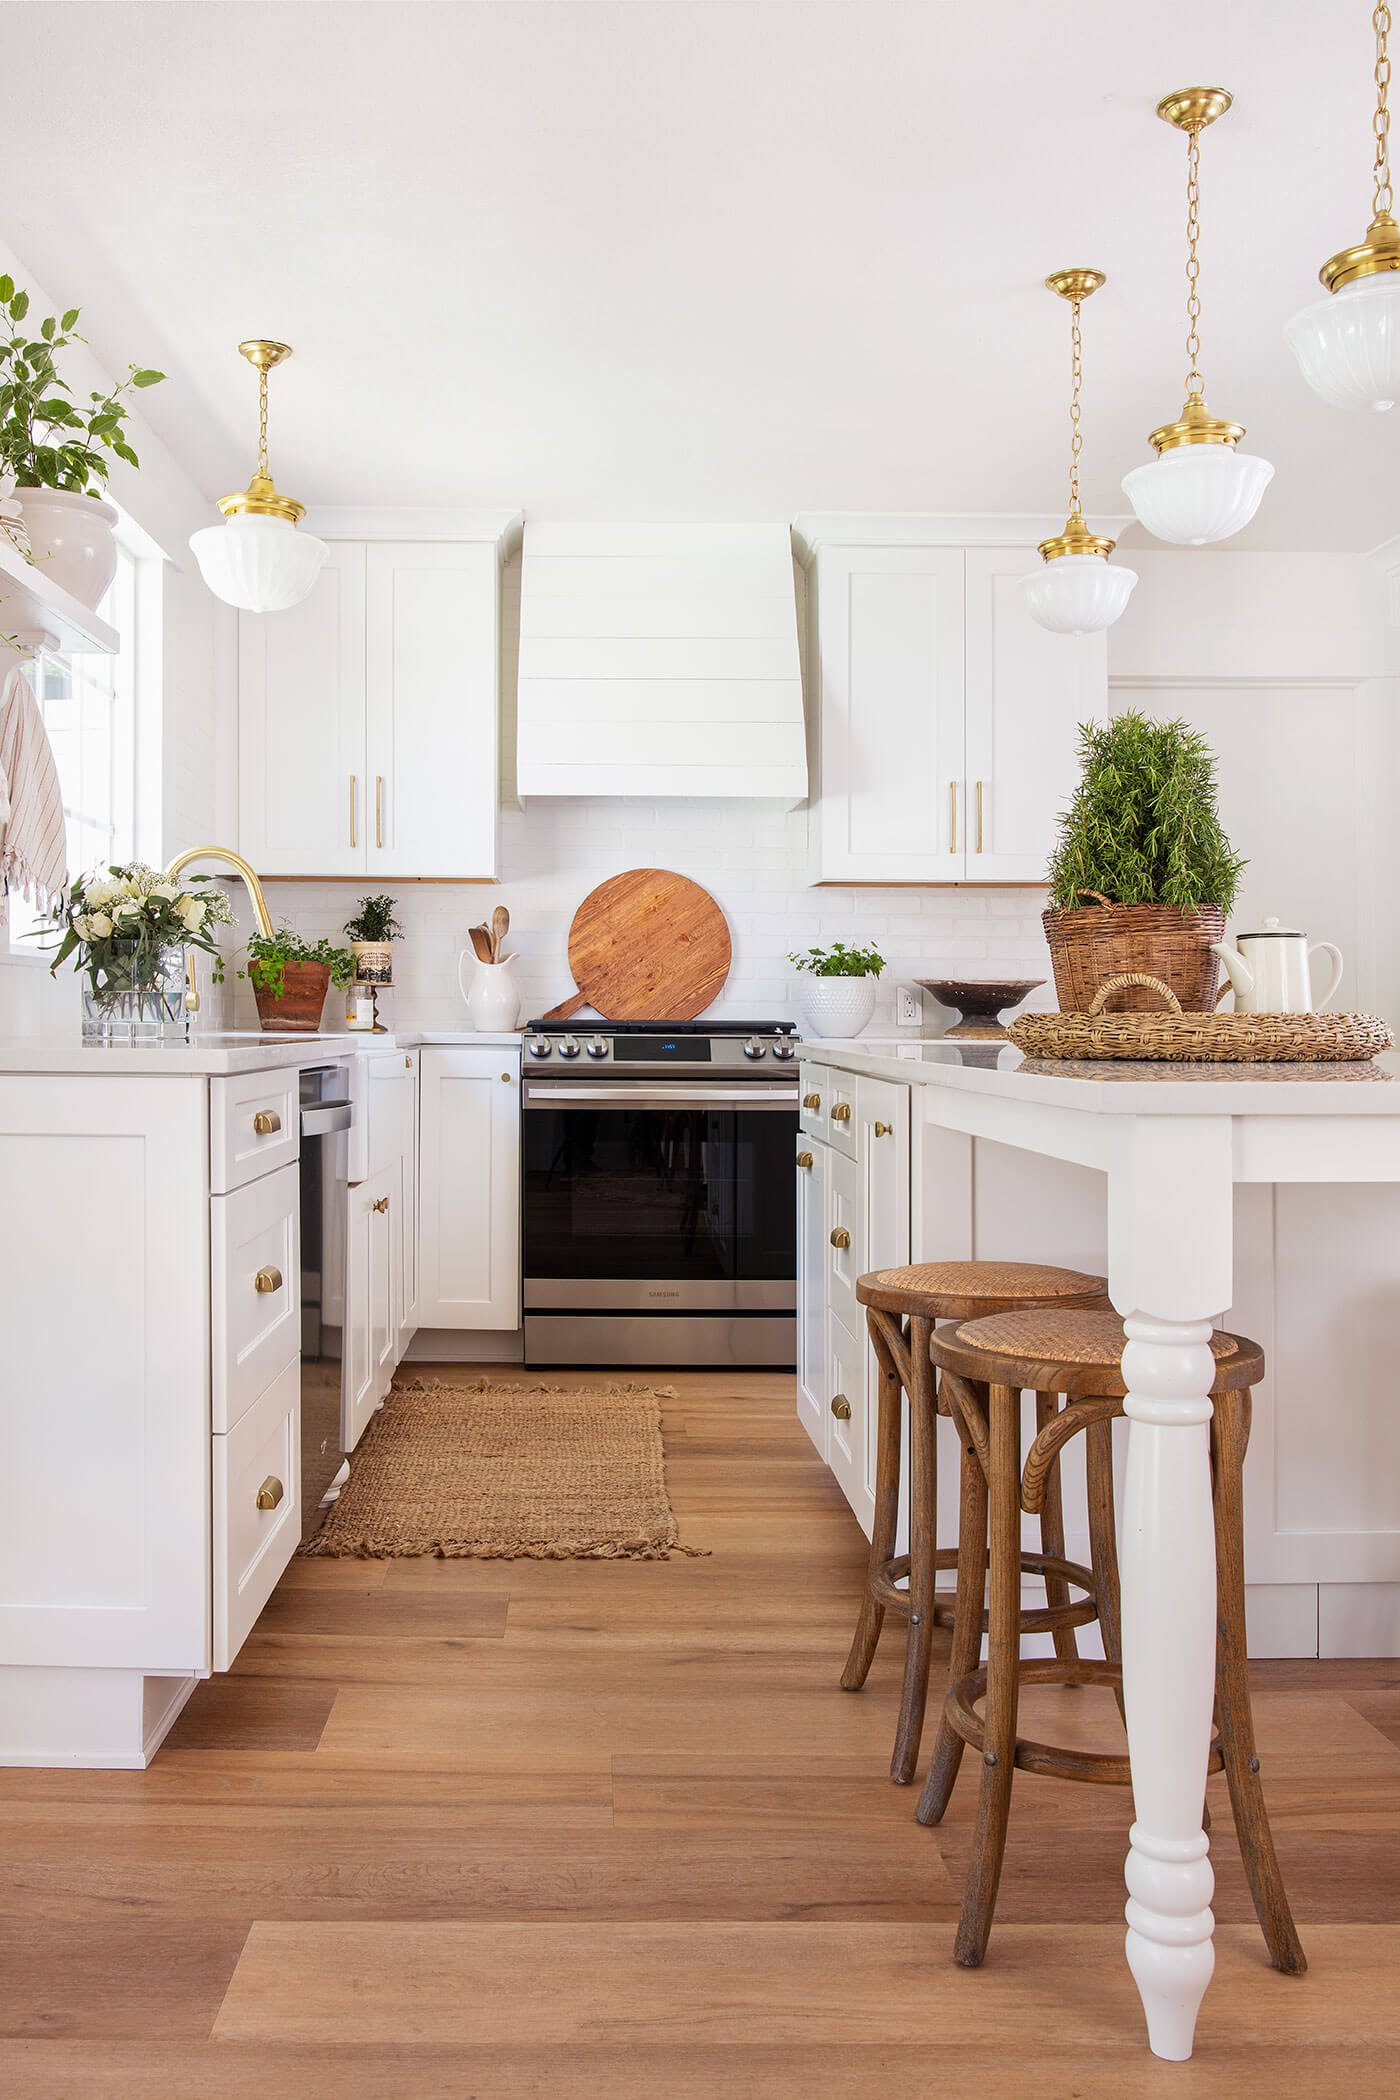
top-left (1210, 917), bottom-right (1344, 1014)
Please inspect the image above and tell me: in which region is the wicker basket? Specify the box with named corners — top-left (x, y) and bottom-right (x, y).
top-left (1042, 891), bottom-right (1225, 1013)
top-left (1009, 973), bottom-right (1393, 1063)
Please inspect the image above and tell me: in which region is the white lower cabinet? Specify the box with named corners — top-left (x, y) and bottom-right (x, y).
top-left (795, 1133), bottom-right (829, 1457)
top-left (418, 1045), bottom-right (521, 1328)
top-left (213, 1354), bottom-right (301, 1671)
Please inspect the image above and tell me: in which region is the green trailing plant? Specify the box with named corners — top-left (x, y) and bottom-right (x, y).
top-left (789, 941), bottom-right (886, 979)
top-left (241, 927), bottom-right (354, 1004)
top-left (0, 276), bottom-right (164, 495)
top-left (1046, 711), bottom-right (1246, 915)
top-left (343, 893), bottom-right (404, 943)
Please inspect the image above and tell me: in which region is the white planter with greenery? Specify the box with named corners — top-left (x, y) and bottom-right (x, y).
top-left (789, 941), bottom-right (885, 1039)
top-left (18, 487), bottom-right (120, 609)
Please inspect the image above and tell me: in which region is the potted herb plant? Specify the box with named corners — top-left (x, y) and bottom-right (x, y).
top-left (343, 893), bottom-right (403, 986)
top-left (47, 862), bottom-right (235, 1046)
top-left (1044, 711), bottom-right (1246, 1013)
top-left (243, 927), bottom-right (354, 1034)
top-left (0, 276), bottom-right (164, 608)
top-left (789, 940), bottom-right (886, 1038)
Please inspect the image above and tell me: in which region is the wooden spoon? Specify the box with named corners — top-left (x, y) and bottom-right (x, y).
top-left (468, 924), bottom-right (495, 965)
top-left (491, 904), bottom-right (509, 962)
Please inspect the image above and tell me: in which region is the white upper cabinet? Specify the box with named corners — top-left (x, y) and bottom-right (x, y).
top-left (799, 523), bottom-right (1107, 885)
top-left (239, 527), bottom-right (511, 880)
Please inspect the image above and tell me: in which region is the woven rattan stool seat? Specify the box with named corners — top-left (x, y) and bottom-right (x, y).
top-left (855, 1259), bottom-right (1106, 1322)
top-left (934, 1307), bottom-right (1264, 1399)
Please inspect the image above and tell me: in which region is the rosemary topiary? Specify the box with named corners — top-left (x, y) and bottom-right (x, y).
top-left (1046, 711), bottom-right (1246, 914)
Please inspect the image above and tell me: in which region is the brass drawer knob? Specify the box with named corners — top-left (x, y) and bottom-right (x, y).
top-left (874, 1120), bottom-right (893, 1138)
top-left (252, 1110), bottom-right (281, 1136)
top-left (405, 1054), bottom-right (413, 1070)
top-left (830, 1226), bottom-right (851, 1251)
top-left (802, 1092), bottom-right (821, 1111)
top-left (255, 1475), bottom-right (284, 1512)
top-left (796, 1151), bottom-right (814, 1170)
top-left (831, 1101), bottom-right (852, 1122)
top-left (254, 1265), bottom-right (283, 1295)
top-left (372, 1194), bottom-right (390, 1213)
top-left (830, 1394), bottom-right (852, 1420)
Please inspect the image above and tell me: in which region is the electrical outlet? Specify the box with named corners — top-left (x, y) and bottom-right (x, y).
top-left (896, 983), bottom-right (923, 1028)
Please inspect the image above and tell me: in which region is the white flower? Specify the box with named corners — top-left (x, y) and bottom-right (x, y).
top-left (87, 911), bottom-right (113, 937)
top-left (82, 876), bottom-right (124, 909)
top-left (113, 897), bottom-right (142, 922)
top-left (149, 882), bottom-right (179, 903)
top-left (73, 912), bottom-right (92, 939)
top-left (176, 896), bottom-right (207, 932)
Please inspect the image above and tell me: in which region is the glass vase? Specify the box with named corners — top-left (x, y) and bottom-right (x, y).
top-left (81, 940), bottom-right (191, 1047)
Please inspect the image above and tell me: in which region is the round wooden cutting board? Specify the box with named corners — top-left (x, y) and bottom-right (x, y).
top-left (543, 868), bottom-right (732, 1022)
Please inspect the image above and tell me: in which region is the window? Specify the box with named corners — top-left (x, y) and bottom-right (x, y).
top-left (5, 534), bottom-right (158, 956)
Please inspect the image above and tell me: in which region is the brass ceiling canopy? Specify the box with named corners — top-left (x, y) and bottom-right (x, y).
top-left (1036, 268), bottom-right (1116, 563)
top-left (1156, 86), bottom-right (1233, 132)
top-left (217, 340), bottom-right (306, 524)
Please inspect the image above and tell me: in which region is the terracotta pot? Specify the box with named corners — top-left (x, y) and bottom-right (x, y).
top-left (17, 488), bottom-right (119, 609)
top-left (251, 959), bottom-right (331, 1034)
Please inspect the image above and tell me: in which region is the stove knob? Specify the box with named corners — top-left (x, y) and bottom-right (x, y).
top-left (558, 1035), bottom-right (581, 1059)
top-left (526, 1037), bottom-right (553, 1059)
top-left (743, 1037), bottom-right (767, 1060)
top-left (771, 1038), bottom-right (796, 1060)
top-left (585, 1036), bottom-right (609, 1059)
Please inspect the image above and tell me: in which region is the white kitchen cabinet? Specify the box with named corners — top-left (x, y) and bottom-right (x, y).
top-left (795, 1131), bottom-right (829, 1458)
top-left (239, 538), bottom-right (501, 879)
top-left (366, 1047), bottom-right (420, 1354)
top-left (342, 1157), bottom-right (400, 1456)
top-left (802, 529), bottom-right (1106, 885)
top-left (418, 1045), bottom-right (521, 1329)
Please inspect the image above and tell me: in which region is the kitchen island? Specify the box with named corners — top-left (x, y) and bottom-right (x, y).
top-left (799, 1037), bottom-right (1400, 2061)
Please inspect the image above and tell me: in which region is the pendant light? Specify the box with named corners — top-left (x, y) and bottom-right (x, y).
top-left (1022, 269), bottom-right (1138, 635)
top-left (190, 341), bottom-right (327, 613)
top-left (1122, 90), bottom-right (1274, 545)
top-left (1286, 4), bottom-right (1400, 411)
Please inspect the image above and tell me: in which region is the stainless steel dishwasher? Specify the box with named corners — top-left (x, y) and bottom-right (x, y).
top-left (298, 1066), bottom-right (355, 1536)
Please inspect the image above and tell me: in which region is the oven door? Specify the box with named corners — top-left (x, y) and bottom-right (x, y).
top-left (522, 1080), bottom-right (798, 1312)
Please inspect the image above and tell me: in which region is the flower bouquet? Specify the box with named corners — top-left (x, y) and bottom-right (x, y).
top-left (47, 862), bottom-right (236, 1045)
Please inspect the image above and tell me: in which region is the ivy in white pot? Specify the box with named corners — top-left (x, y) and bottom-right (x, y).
top-left (789, 941), bottom-right (886, 1039)
top-left (0, 276), bottom-right (164, 609)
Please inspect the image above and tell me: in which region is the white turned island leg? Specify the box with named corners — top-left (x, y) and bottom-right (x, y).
top-left (1119, 1313), bottom-right (1220, 2061)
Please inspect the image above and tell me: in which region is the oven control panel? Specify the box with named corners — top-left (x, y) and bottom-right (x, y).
top-left (522, 1027), bottom-right (800, 1069)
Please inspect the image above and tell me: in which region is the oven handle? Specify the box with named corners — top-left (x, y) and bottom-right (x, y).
top-left (523, 1084), bottom-right (800, 1110)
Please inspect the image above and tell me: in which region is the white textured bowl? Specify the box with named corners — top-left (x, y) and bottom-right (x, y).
top-left (797, 976), bottom-right (878, 1039)
top-left (18, 488), bottom-right (119, 609)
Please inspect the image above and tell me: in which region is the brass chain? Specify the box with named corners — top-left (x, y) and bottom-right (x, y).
top-left (257, 366), bottom-right (270, 478)
top-left (1068, 297), bottom-right (1084, 518)
top-left (1375, 2), bottom-right (1393, 218)
top-left (1184, 124), bottom-right (1204, 402)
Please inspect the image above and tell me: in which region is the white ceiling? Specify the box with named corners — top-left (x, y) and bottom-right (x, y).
top-left (1, 1), bottom-right (1393, 548)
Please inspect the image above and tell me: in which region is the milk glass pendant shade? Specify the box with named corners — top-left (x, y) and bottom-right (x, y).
top-left (1124, 89), bottom-right (1273, 546)
top-left (1021, 269), bottom-right (1138, 637)
top-left (190, 341), bottom-right (327, 613)
top-left (1286, 4), bottom-right (1400, 412)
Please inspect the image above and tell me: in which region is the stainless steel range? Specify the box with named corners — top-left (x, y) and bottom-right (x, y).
top-left (521, 1018), bottom-right (800, 1366)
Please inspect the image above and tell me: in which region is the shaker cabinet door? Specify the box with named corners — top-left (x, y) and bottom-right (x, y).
top-left (795, 1131), bottom-right (830, 1460)
top-left (418, 1048), bottom-right (521, 1329)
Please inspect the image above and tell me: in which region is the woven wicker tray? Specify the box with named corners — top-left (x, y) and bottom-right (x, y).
top-left (1009, 974), bottom-right (1394, 1064)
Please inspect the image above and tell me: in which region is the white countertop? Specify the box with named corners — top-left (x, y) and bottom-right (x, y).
top-left (0, 1027), bottom-right (523, 1076)
top-left (806, 1035), bottom-right (1400, 1115)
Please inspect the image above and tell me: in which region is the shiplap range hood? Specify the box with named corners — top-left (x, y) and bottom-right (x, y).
top-left (516, 523), bottom-right (807, 798)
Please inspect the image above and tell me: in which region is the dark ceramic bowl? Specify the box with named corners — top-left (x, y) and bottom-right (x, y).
top-left (916, 977), bottom-right (1046, 1040)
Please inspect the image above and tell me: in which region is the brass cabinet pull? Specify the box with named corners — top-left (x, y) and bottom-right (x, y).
top-left (802, 1092), bottom-right (821, 1111)
top-left (350, 775), bottom-right (358, 849)
top-left (252, 1109), bottom-right (281, 1136)
top-left (796, 1151), bottom-right (814, 1170)
top-left (405, 1054), bottom-right (413, 1070)
top-left (830, 1394), bottom-right (852, 1420)
top-left (976, 778), bottom-right (985, 853)
top-left (255, 1475), bottom-right (284, 1512)
top-left (831, 1102), bottom-right (852, 1122)
top-left (375, 775), bottom-right (384, 850)
top-left (830, 1226), bottom-right (851, 1250)
top-left (949, 779), bottom-right (958, 853)
top-left (372, 1195), bottom-right (390, 1214)
top-left (873, 1120), bottom-right (893, 1138)
top-left (254, 1265), bottom-right (283, 1295)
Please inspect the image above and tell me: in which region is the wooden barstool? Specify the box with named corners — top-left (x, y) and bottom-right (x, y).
top-left (920, 1305), bottom-right (1306, 1977)
top-left (842, 1260), bottom-right (1108, 1784)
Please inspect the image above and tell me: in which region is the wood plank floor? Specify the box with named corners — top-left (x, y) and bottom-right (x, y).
top-left (2, 1366), bottom-right (1398, 2097)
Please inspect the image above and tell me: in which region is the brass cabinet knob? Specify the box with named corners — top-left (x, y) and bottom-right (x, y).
top-left (802, 1092), bottom-right (821, 1111)
top-left (254, 1265), bottom-right (283, 1294)
top-left (372, 1195), bottom-right (390, 1214)
top-left (831, 1102), bottom-right (852, 1122)
top-left (252, 1109), bottom-right (281, 1136)
top-left (830, 1226), bottom-right (851, 1250)
top-left (873, 1120), bottom-right (893, 1138)
top-left (405, 1054), bottom-right (413, 1070)
top-left (830, 1394), bottom-right (852, 1420)
top-left (501, 1072), bottom-right (512, 1082)
top-left (255, 1475), bottom-right (284, 1511)
top-left (796, 1151), bottom-right (814, 1170)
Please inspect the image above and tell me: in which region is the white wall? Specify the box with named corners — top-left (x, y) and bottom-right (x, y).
top-left (0, 232), bottom-right (236, 1038)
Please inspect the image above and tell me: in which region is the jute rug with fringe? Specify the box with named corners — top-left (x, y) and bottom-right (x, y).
top-left (301, 1376), bottom-right (704, 1560)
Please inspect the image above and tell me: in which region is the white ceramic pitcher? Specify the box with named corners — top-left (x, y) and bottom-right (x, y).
top-left (1210, 917), bottom-right (1344, 1013)
top-left (459, 952), bottom-right (521, 1033)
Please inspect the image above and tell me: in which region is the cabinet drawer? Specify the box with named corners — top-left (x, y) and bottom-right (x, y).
top-left (827, 1072), bottom-right (857, 1158)
top-left (213, 1353), bottom-right (300, 1671)
top-left (826, 1308), bottom-right (868, 1527)
top-left (211, 1068), bottom-right (301, 1194)
top-left (211, 1162), bottom-right (301, 1432)
top-left (828, 1144), bottom-right (862, 1334)
top-left (799, 1063), bottom-right (831, 1142)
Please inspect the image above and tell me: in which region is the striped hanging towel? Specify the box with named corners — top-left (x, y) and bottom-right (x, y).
top-left (0, 660), bottom-right (68, 927)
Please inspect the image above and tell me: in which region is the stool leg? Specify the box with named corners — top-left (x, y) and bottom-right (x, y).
top-left (1035, 1389), bottom-right (1080, 1680)
top-left (917, 1381), bottom-right (988, 1827)
top-left (954, 1381), bottom-right (1022, 1968)
top-left (841, 1311), bottom-right (902, 1692)
top-left (891, 1314), bottom-right (937, 1783)
top-left (1085, 1413), bottom-right (1126, 1723)
top-left (1211, 1389), bottom-right (1307, 1976)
